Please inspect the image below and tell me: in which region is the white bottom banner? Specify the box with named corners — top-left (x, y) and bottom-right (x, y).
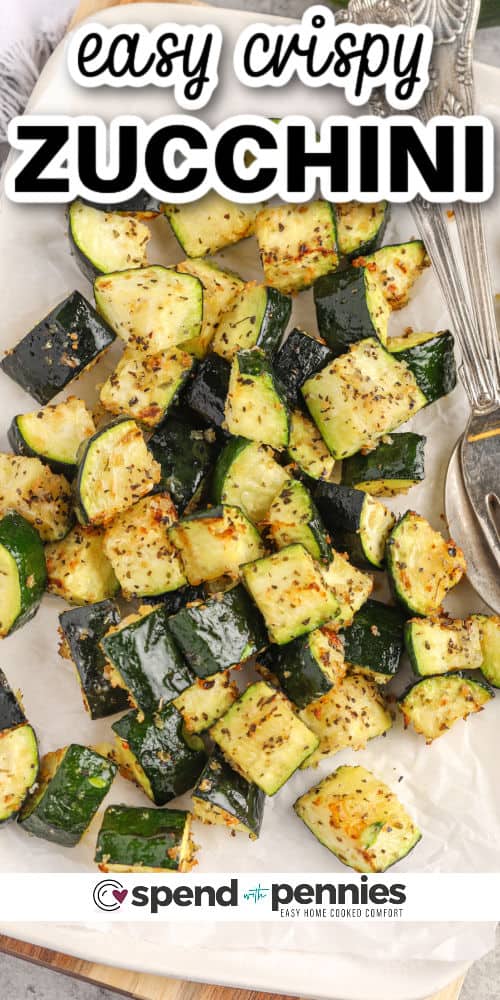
top-left (0, 873), bottom-right (498, 921)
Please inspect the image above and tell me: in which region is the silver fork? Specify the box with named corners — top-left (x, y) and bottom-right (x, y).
top-left (343, 0), bottom-right (500, 607)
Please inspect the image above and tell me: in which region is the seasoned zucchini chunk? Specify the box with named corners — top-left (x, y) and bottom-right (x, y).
top-left (268, 478), bottom-right (331, 562)
top-left (399, 673), bottom-right (493, 742)
top-left (211, 681), bottom-right (318, 795)
top-left (299, 673), bottom-right (392, 768)
top-left (112, 705), bottom-right (206, 805)
top-left (0, 291), bottom-right (116, 406)
top-left (321, 550), bottom-right (373, 629)
top-left (360, 240), bottom-right (429, 310)
top-left (387, 512), bottom-right (466, 615)
top-left (0, 454), bottom-right (72, 542)
top-left (95, 804), bottom-right (197, 873)
top-left (101, 605), bottom-right (194, 716)
top-left (18, 744), bottom-right (116, 846)
top-left (341, 432), bottom-right (426, 496)
top-left (302, 338), bottom-right (427, 460)
top-left (287, 409), bottom-right (335, 481)
top-left (94, 266), bottom-right (202, 353)
top-left (255, 202), bottom-right (338, 294)
top-left (313, 482), bottom-right (395, 569)
top-left (192, 753), bottom-right (265, 839)
top-left (405, 617), bottom-right (483, 677)
top-left (273, 328), bottom-right (333, 409)
top-left (148, 413), bottom-right (217, 515)
top-left (168, 505), bottom-right (265, 586)
top-left (225, 348), bottom-right (290, 450)
top-left (334, 201), bottom-right (388, 258)
top-left (185, 352), bottom-right (231, 431)
top-left (341, 599), bottom-right (405, 684)
top-left (0, 513), bottom-right (46, 637)
top-left (294, 765), bottom-right (421, 872)
top-left (100, 346), bottom-right (195, 428)
top-left (259, 627), bottom-right (345, 708)
top-left (212, 282), bottom-right (291, 361)
top-left (314, 263), bottom-right (391, 356)
top-left (168, 584), bottom-right (267, 677)
top-left (8, 396), bottom-right (95, 478)
top-left (103, 493), bottom-right (185, 599)
top-left (242, 544), bottom-right (339, 645)
top-left (69, 200), bottom-right (150, 278)
top-left (46, 525), bottom-right (119, 605)
top-left (76, 418), bottom-right (161, 526)
top-left (177, 258), bottom-right (244, 357)
top-left (213, 437), bottom-right (288, 524)
top-left (174, 672), bottom-right (239, 733)
top-left (388, 330), bottom-right (457, 404)
top-left (472, 615), bottom-right (500, 687)
top-left (58, 601), bottom-right (129, 720)
top-left (0, 724), bottom-right (39, 824)
top-left (164, 193), bottom-right (262, 256)
top-left (0, 668), bottom-right (26, 731)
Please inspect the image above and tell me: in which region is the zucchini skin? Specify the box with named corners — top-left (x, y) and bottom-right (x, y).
top-left (314, 266), bottom-right (376, 357)
top-left (95, 804), bottom-right (192, 872)
top-left (58, 601), bottom-right (130, 720)
top-left (342, 433), bottom-right (426, 492)
top-left (260, 632), bottom-right (339, 709)
top-left (341, 599), bottom-right (405, 680)
top-left (312, 481), bottom-right (380, 569)
top-left (82, 193), bottom-right (161, 216)
top-left (193, 753), bottom-right (265, 838)
top-left (0, 292), bottom-right (116, 406)
top-left (185, 353), bottom-right (231, 432)
top-left (112, 705), bottom-right (206, 806)
top-left (272, 328), bottom-right (333, 408)
top-left (0, 667), bottom-right (25, 731)
top-left (7, 418), bottom-right (73, 478)
top-left (252, 287), bottom-right (292, 357)
top-left (75, 417), bottom-right (159, 526)
top-left (148, 410), bottom-right (218, 513)
top-left (147, 584), bottom-right (206, 612)
top-left (168, 585), bottom-right (267, 677)
top-left (390, 332), bottom-right (456, 404)
top-left (0, 512), bottom-right (47, 636)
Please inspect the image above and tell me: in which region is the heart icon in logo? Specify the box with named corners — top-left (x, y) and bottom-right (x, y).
top-left (112, 889), bottom-right (128, 904)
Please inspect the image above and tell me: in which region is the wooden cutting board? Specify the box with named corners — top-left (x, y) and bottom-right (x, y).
top-left (0, 3), bottom-right (466, 999)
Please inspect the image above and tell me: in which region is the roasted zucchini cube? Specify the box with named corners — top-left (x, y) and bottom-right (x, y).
top-left (212, 282), bottom-right (291, 361)
top-left (334, 201), bottom-right (388, 258)
top-left (95, 804), bottom-right (196, 872)
top-left (314, 263), bottom-right (390, 356)
top-left (8, 396), bottom-right (95, 478)
top-left (192, 753), bottom-right (265, 839)
top-left (168, 584), bottom-right (267, 677)
top-left (405, 617), bottom-right (483, 677)
top-left (267, 478), bottom-right (331, 562)
top-left (0, 722), bottom-right (39, 825)
top-left (112, 705), bottom-right (206, 806)
top-left (259, 627), bottom-right (346, 709)
top-left (255, 202), bottom-right (338, 294)
top-left (242, 544), bottom-right (340, 645)
top-left (341, 432), bottom-right (426, 497)
top-left (163, 193), bottom-right (262, 257)
top-left (294, 765), bottom-right (421, 872)
top-left (100, 346), bottom-right (195, 428)
top-left (399, 672), bottom-right (493, 742)
top-left (313, 481), bottom-right (395, 570)
top-left (103, 493), bottom-right (186, 599)
top-left (225, 348), bottom-right (290, 450)
top-left (148, 412), bottom-right (218, 514)
top-left (174, 671), bottom-right (239, 734)
top-left (69, 200), bottom-right (150, 279)
top-left (287, 409), bottom-right (335, 482)
top-left (58, 600), bottom-right (129, 720)
top-left (0, 512), bottom-right (47, 637)
top-left (0, 291), bottom-right (116, 406)
top-left (472, 614), bottom-right (500, 687)
top-left (273, 328), bottom-right (333, 409)
top-left (361, 240), bottom-right (429, 310)
top-left (46, 525), bottom-right (119, 605)
top-left (212, 437), bottom-right (288, 525)
top-left (177, 258), bottom-right (244, 358)
top-left (388, 331), bottom-right (456, 405)
top-left (386, 512), bottom-right (466, 616)
top-left (341, 599), bottom-right (405, 684)
top-left (18, 744), bottom-right (116, 846)
top-left (320, 549), bottom-right (373, 629)
top-left (0, 454), bottom-right (72, 542)
top-left (210, 681), bottom-right (319, 795)
top-left (299, 672), bottom-right (392, 768)
top-left (168, 505), bottom-right (265, 586)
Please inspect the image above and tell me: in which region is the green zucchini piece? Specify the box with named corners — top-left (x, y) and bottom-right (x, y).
top-left (314, 263), bottom-right (391, 356)
top-left (103, 493), bottom-right (186, 599)
top-left (58, 601), bottom-right (129, 720)
top-left (112, 705), bottom-right (206, 805)
top-left (0, 725), bottom-right (39, 825)
top-left (101, 606), bottom-right (194, 716)
top-left (242, 543), bottom-right (340, 645)
top-left (225, 348), bottom-right (290, 449)
top-left (212, 283), bottom-right (291, 361)
top-left (174, 672), bottom-right (239, 734)
top-left (259, 627), bottom-right (345, 708)
top-left (212, 437), bottom-right (288, 524)
top-left (386, 512), bottom-right (466, 616)
top-left (272, 328), bottom-right (333, 408)
top-left (294, 765), bottom-right (421, 873)
top-left (361, 240), bottom-right (429, 310)
top-left (0, 454), bottom-right (72, 543)
top-left (8, 396), bottom-right (96, 478)
top-left (185, 353), bottom-right (231, 432)
top-left (75, 418), bottom-right (161, 526)
top-left (313, 482), bottom-right (395, 569)
top-left (46, 525), bottom-right (119, 606)
top-left (299, 672), bottom-right (392, 768)
top-left (399, 672), bottom-right (493, 742)
top-left (100, 345), bottom-right (195, 429)
top-left (192, 753), bottom-right (265, 839)
top-left (341, 599), bottom-right (405, 684)
top-left (321, 549), bottom-right (373, 629)
top-left (69, 201), bottom-right (150, 280)
top-left (168, 504), bottom-right (265, 586)
top-left (0, 291), bottom-right (116, 406)
top-left (0, 513), bottom-right (46, 637)
top-left (95, 804), bottom-right (197, 873)
top-left (164, 193), bottom-right (262, 257)
top-left (389, 331), bottom-right (457, 404)
top-left (177, 258), bottom-right (244, 358)
top-left (404, 616), bottom-right (483, 677)
top-left (267, 478), bottom-right (331, 562)
top-left (472, 615), bottom-right (500, 687)
top-left (211, 681), bottom-right (319, 795)
top-left (255, 201), bottom-right (338, 294)
top-left (341, 432), bottom-right (426, 496)
top-left (302, 338), bottom-right (427, 460)
top-left (81, 193), bottom-right (160, 217)
top-left (334, 201), bottom-right (388, 258)
top-left (94, 266), bottom-right (203, 354)
top-left (147, 584), bottom-right (206, 615)
top-left (18, 744), bottom-right (116, 846)
top-left (0, 668), bottom-right (25, 731)
top-left (287, 409), bottom-right (335, 482)
top-left (168, 585), bottom-right (267, 678)
top-left (148, 412), bottom-right (217, 514)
